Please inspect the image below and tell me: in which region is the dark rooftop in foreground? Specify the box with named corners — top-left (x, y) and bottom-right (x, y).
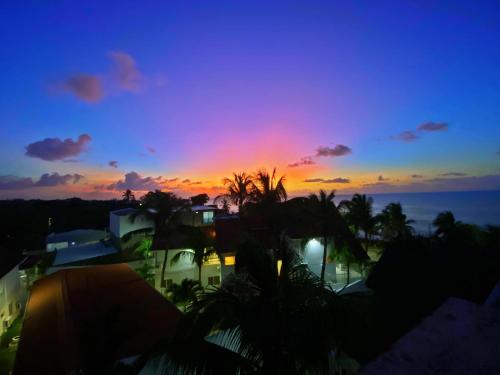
top-left (14, 264), bottom-right (181, 375)
top-left (361, 297), bottom-right (500, 375)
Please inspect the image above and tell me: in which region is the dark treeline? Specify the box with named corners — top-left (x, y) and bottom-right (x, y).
top-left (0, 198), bottom-right (130, 252)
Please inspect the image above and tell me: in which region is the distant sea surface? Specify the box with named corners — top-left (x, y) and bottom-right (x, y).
top-left (336, 190), bottom-right (500, 234)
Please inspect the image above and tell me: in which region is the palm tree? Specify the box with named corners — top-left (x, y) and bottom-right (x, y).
top-left (377, 202), bottom-right (414, 241)
top-left (433, 211), bottom-right (457, 238)
top-left (130, 190), bottom-right (188, 287)
top-left (246, 168), bottom-right (288, 252)
top-left (166, 278), bottom-right (203, 309)
top-left (339, 194), bottom-right (377, 250)
top-left (214, 172), bottom-right (253, 212)
top-left (122, 189), bottom-right (135, 203)
top-left (250, 167), bottom-right (287, 204)
top-left (157, 238), bottom-right (339, 374)
top-left (329, 245), bottom-right (358, 286)
top-left (308, 190), bottom-right (336, 283)
top-left (134, 238), bottom-right (152, 260)
top-left (170, 226), bottom-right (216, 284)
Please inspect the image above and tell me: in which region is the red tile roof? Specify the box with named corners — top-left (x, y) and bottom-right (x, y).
top-left (14, 264), bottom-right (181, 374)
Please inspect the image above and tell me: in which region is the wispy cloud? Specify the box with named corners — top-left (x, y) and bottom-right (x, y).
top-left (288, 157), bottom-right (316, 168)
top-left (0, 173), bottom-right (83, 190)
top-left (390, 131), bottom-right (418, 142)
top-left (378, 175), bottom-right (390, 181)
top-left (303, 177), bottom-right (350, 184)
top-left (107, 171), bottom-right (164, 191)
top-left (146, 146), bottom-right (156, 154)
top-left (60, 74), bottom-right (103, 102)
top-left (417, 122), bottom-right (449, 132)
top-left (108, 51), bottom-right (143, 91)
top-left (316, 145), bottom-right (352, 157)
top-left (438, 172), bottom-right (467, 177)
top-left (25, 134), bottom-right (91, 161)
top-left (52, 51), bottom-right (144, 103)
top-left (108, 160), bottom-right (119, 168)
top-left (391, 121), bottom-right (449, 142)
top-left (410, 174), bottom-right (423, 178)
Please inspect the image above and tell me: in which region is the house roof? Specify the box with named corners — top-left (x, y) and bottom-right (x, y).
top-left (191, 205), bottom-right (218, 212)
top-left (361, 297), bottom-right (500, 374)
top-left (14, 264), bottom-right (181, 375)
top-left (52, 242), bottom-right (118, 266)
top-left (110, 207), bottom-right (138, 216)
top-left (46, 229), bottom-right (107, 244)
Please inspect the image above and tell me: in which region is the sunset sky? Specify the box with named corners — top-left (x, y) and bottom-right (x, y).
top-left (1, 1), bottom-right (499, 200)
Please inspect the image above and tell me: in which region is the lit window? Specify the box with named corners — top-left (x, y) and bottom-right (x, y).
top-left (203, 211), bottom-right (214, 224)
top-left (224, 256), bottom-right (235, 266)
top-left (204, 253), bottom-right (220, 265)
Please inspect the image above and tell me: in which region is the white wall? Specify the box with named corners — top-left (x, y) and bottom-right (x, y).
top-left (46, 241), bottom-right (68, 252)
top-left (0, 264), bottom-right (23, 335)
top-left (152, 250), bottom-right (221, 292)
top-left (301, 238), bottom-right (336, 282)
top-left (110, 212), bottom-right (154, 238)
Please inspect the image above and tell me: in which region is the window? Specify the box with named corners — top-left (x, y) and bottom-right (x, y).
top-left (202, 211), bottom-right (214, 224)
top-left (204, 253), bottom-right (220, 265)
top-left (224, 256), bottom-right (235, 266)
top-left (208, 276), bottom-right (220, 286)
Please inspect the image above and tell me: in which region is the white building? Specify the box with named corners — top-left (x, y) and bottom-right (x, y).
top-left (152, 250), bottom-right (221, 292)
top-left (109, 208), bottom-right (154, 239)
top-left (0, 256), bottom-right (24, 335)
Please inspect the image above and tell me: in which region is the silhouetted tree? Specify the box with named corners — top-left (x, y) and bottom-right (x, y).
top-left (122, 189), bottom-right (135, 203)
top-left (159, 238), bottom-right (339, 374)
top-left (433, 211), bottom-right (457, 238)
top-left (131, 190), bottom-right (188, 287)
top-left (250, 168), bottom-right (287, 204)
top-left (166, 278), bottom-right (203, 309)
top-left (214, 172), bottom-right (253, 212)
top-left (377, 202), bottom-right (414, 241)
top-left (308, 190), bottom-right (336, 283)
top-left (340, 194), bottom-right (377, 250)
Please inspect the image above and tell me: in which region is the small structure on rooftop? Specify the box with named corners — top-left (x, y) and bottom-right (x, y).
top-left (109, 208), bottom-right (154, 239)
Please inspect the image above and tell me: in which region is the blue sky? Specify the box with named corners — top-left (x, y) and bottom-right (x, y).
top-left (0, 0), bottom-right (499, 198)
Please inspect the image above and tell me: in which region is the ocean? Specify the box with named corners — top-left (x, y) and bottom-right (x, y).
top-left (336, 190), bottom-right (500, 235)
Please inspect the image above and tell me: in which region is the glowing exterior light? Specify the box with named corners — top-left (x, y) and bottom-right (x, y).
top-left (277, 260), bottom-right (283, 275)
top-left (224, 256), bottom-right (235, 266)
